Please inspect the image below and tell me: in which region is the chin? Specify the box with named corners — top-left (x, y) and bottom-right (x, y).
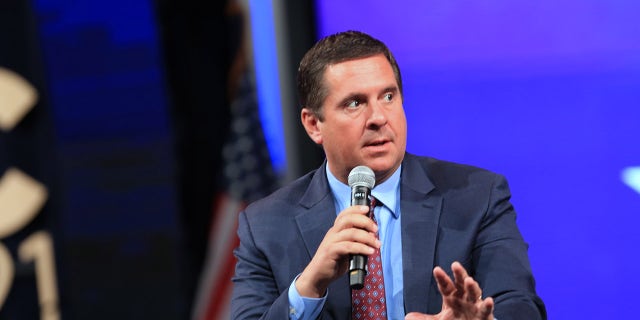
top-left (366, 160), bottom-right (396, 175)
top-left (364, 155), bottom-right (402, 175)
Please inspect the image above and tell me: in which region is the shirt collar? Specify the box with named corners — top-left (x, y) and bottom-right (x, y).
top-left (326, 164), bottom-right (401, 218)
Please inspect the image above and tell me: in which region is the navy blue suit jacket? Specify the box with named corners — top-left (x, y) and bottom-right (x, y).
top-left (231, 153), bottom-right (546, 319)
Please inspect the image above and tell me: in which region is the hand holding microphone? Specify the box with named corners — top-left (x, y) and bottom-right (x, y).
top-left (294, 165), bottom-right (378, 297)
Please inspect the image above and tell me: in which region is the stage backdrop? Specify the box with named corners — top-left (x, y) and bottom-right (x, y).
top-left (311, 0), bottom-right (640, 319)
top-left (0, 1), bottom-right (185, 318)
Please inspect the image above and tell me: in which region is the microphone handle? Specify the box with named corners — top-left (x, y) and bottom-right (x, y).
top-left (349, 185), bottom-right (371, 289)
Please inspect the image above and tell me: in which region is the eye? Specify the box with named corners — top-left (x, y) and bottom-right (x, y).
top-left (383, 93), bottom-right (393, 102)
top-left (346, 100), bottom-right (361, 108)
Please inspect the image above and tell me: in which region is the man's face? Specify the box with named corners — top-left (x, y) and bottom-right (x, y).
top-left (301, 54), bottom-right (407, 184)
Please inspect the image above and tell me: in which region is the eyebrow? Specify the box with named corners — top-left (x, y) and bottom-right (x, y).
top-left (382, 86), bottom-right (399, 95)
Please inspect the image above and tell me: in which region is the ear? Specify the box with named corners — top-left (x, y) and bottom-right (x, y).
top-left (301, 108), bottom-right (323, 145)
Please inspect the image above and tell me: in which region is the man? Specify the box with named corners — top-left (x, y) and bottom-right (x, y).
top-left (230, 31), bottom-right (546, 320)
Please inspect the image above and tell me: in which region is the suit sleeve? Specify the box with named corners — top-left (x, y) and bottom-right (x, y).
top-left (230, 210), bottom-right (290, 320)
top-left (473, 174), bottom-right (547, 320)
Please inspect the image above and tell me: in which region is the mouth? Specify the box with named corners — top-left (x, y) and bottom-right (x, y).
top-left (364, 139), bottom-right (390, 148)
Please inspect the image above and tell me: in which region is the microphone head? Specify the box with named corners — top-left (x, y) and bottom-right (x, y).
top-left (348, 165), bottom-right (376, 189)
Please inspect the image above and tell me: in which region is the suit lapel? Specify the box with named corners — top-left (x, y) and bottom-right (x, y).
top-left (401, 154), bottom-right (442, 314)
top-left (294, 163), bottom-right (351, 313)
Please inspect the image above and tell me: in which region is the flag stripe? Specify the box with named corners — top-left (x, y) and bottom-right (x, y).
top-left (203, 233), bottom-right (240, 320)
top-left (192, 194), bottom-right (243, 320)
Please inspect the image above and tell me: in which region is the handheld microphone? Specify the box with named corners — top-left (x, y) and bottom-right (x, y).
top-left (347, 165), bottom-right (376, 289)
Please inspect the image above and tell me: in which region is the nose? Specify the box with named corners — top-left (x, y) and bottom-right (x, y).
top-left (366, 102), bottom-right (388, 129)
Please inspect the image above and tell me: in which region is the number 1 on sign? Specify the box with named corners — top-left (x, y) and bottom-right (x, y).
top-left (18, 231), bottom-right (60, 320)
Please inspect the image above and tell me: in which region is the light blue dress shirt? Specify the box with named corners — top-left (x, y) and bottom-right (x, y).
top-left (288, 165), bottom-right (404, 319)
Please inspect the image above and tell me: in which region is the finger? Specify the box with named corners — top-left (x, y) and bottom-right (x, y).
top-left (317, 227), bottom-right (379, 261)
top-left (335, 228), bottom-right (381, 251)
top-left (464, 276), bottom-right (482, 304)
top-left (335, 205), bottom-right (370, 220)
top-left (479, 297), bottom-right (495, 320)
top-left (433, 266), bottom-right (455, 297)
top-left (451, 261), bottom-right (469, 299)
top-left (451, 261), bottom-right (469, 280)
top-left (339, 205), bottom-right (370, 216)
top-left (335, 206), bottom-right (378, 232)
top-left (339, 240), bottom-right (377, 256)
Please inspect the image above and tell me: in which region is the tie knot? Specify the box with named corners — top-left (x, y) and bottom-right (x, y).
top-left (368, 197), bottom-right (381, 221)
top-left (370, 196), bottom-right (382, 207)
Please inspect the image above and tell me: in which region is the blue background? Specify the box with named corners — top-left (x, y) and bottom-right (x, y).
top-left (315, 0), bottom-right (640, 318)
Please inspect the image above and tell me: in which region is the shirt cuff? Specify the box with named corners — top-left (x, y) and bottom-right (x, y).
top-left (287, 275), bottom-right (327, 320)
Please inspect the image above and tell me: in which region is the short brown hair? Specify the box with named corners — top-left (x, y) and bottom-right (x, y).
top-left (297, 30), bottom-right (403, 119)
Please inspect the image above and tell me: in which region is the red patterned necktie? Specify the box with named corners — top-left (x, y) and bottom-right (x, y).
top-left (352, 197), bottom-right (387, 319)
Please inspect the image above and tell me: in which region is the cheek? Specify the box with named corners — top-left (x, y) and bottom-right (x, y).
top-left (392, 111), bottom-right (407, 132)
top-left (323, 116), bottom-right (365, 147)
top-left (329, 127), bottom-right (356, 150)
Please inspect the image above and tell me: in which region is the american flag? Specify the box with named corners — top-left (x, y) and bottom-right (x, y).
top-left (191, 71), bottom-right (278, 320)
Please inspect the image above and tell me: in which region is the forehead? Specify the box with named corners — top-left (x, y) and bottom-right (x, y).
top-left (322, 55), bottom-right (397, 95)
